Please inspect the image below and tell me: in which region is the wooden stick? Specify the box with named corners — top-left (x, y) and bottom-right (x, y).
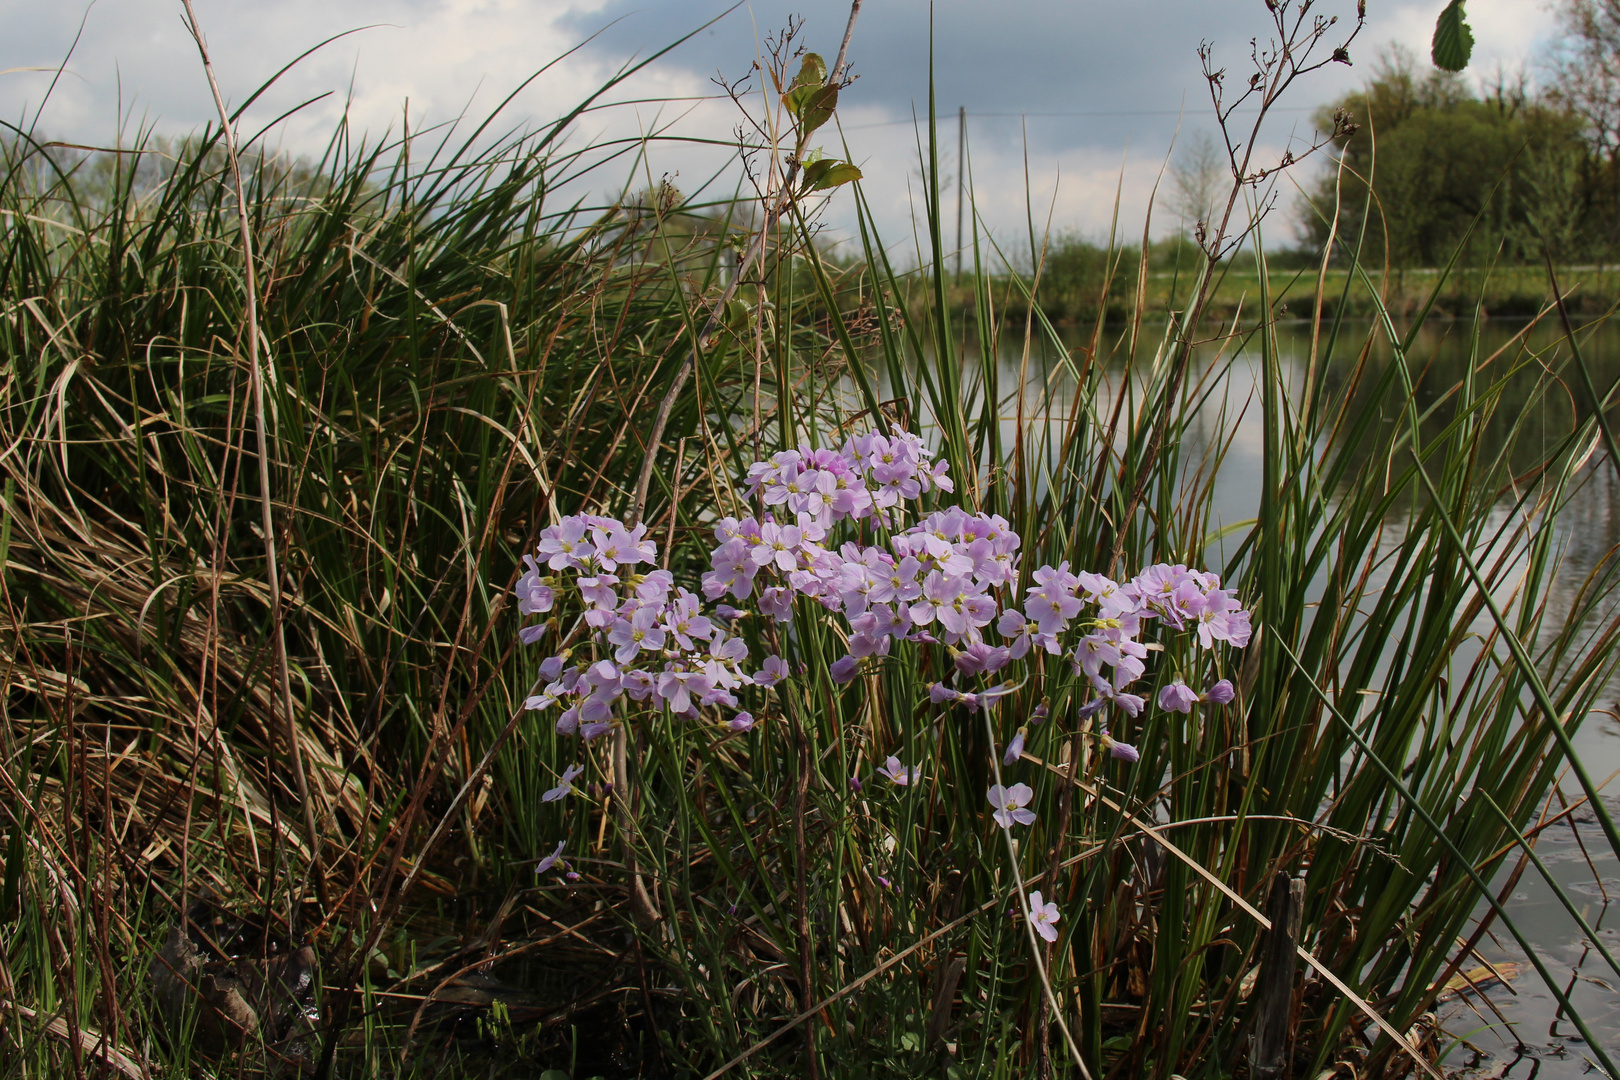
top-left (1250, 872), bottom-right (1303, 1077)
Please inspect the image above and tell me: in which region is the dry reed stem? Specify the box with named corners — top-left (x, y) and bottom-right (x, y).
top-left (0, 504), bottom-right (352, 874)
top-left (0, 1002), bottom-right (145, 1080)
top-left (177, 0), bottom-right (326, 904)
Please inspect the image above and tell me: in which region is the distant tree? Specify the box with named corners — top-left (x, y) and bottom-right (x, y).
top-left (1546, 0), bottom-right (1620, 157)
top-left (1028, 232), bottom-right (1134, 322)
top-left (1510, 139), bottom-right (1585, 260)
top-left (1168, 131), bottom-right (1225, 236)
top-left (1544, 0), bottom-right (1620, 251)
top-left (1301, 46), bottom-right (1597, 266)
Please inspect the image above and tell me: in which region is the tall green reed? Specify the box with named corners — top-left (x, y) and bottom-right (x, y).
top-left (590, 6), bottom-right (1620, 1078)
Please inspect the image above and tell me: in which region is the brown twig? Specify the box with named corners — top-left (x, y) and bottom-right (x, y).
top-left (831, 0), bottom-right (863, 83)
top-left (1106, 0), bottom-right (1362, 574)
top-left (177, 0), bottom-right (326, 906)
top-left (625, 0), bottom-right (863, 530)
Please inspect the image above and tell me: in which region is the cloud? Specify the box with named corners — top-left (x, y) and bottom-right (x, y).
top-left (1, 1), bottom-right (621, 145)
top-left (0, 1), bottom-right (1564, 248)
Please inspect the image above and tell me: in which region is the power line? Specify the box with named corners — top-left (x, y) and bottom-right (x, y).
top-left (843, 105), bottom-right (1320, 131)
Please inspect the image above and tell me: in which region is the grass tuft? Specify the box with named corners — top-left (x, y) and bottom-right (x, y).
top-left (2, 4), bottom-right (1619, 1078)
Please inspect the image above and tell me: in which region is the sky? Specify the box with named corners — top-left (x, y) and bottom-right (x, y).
top-left (0, 0), bottom-right (1566, 250)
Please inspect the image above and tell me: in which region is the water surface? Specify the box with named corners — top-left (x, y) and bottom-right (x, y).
top-left (996, 316), bottom-right (1620, 1075)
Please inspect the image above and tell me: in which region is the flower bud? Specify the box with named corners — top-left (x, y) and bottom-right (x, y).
top-left (1003, 728), bottom-right (1027, 766)
top-left (1158, 680), bottom-right (1198, 714)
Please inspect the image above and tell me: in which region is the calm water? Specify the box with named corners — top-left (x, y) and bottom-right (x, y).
top-left (989, 317), bottom-right (1620, 1076)
top-left (1240, 321), bottom-right (1620, 1077)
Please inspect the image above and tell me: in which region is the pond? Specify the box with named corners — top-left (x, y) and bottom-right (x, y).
top-left (1071, 315), bottom-right (1620, 1077)
top-left (857, 311), bottom-right (1620, 1072)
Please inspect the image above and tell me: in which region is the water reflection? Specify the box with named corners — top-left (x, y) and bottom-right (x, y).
top-left (864, 315), bottom-right (1620, 1072)
top-left (983, 316), bottom-right (1620, 1076)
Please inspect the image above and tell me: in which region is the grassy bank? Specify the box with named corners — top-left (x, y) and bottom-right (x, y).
top-left (1182, 261), bottom-right (1620, 321)
top-left (963, 242), bottom-right (1620, 325)
top-left (3, 5), bottom-right (1620, 1080)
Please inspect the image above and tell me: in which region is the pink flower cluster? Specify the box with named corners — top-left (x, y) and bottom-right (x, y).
top-left (517, 438), bottom-right (1252, 745)
top-left (517, 430), bottom-right (1254, 887)
top-left (987, 561), bottom-right (1252, 718)
top-left (517, 514), bottom-right (776, 741)
top-left (702, 501), bottom-right (1021, 685)
top-left (745, 431), bottom-right (953, 529)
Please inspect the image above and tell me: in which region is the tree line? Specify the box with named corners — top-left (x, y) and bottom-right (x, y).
top-left (1300, 0), bottom-right (1620, 268)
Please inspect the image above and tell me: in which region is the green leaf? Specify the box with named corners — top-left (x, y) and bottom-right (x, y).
top-left (783, 53), bottom-right (839, 137)
top-left (812, 162), bottom-right (862, 191)
top-left (796, 84), bottom-right (839, 138)
top-left (799, 158), bottom-right (840, 188)
top-left (790, 52), bottom-right (826, 91)
top-left (800, 158), bottom-right (863, 192)
top-left (1431, 0), bottom-right (1473, 71)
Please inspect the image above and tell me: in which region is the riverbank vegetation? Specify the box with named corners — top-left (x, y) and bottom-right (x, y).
top-left (1301, 49), bottom-right (1619, 271)
top-left (962, 236), bottom-right (1620, 324)
top-left (3, 2), bottom-right (1620, 1078)
top-left (1019, 2), bottom-right (1620, 325)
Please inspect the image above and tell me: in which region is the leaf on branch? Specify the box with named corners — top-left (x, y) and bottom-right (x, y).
top-left (795, 85), bottom-right (840, 139)
top-left (790, 53), bottom-right (827, 91)
top-left (1431, 0), bottom-right (1474, 72)
top-left (799, 159), bottom-right (863, 193)
top-left (784, 54), bottom-right (838, 139)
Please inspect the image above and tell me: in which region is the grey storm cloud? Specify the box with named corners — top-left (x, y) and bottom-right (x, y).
top-left (0, 1), bottom-right (1560, 241)
top-left (567, 0), bottom-right (1360, 149)
top-left (1, 1), bottom-right (1536, 148)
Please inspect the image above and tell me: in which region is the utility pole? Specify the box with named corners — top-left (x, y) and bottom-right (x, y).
top-left (955, 106), bottom-right (966, 279)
